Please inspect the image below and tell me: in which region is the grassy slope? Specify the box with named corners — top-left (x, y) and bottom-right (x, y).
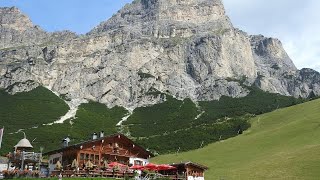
top-left (13, 102), bottom-right (127, 155)
top-left (0, 84), bottom-right (308, 161)
top-left (0, 87), bottom-right (128, 155)
top-left (67, 102), bottom-right (128, 142)
top-left (0, 87), bottom-right (69, 154)
top-left (152, 99), bottom-right (320, 179)
top-left (0, 86), bottom-right (69, 131)
top-left (127, 88), bottom-right (304, 154)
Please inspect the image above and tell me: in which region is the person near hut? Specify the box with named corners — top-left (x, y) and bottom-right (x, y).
top-left (58, 173), bottom-right (62, 180)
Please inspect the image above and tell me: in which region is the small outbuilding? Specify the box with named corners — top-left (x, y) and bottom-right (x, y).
top-left (171, 161), bottom-right (208, 180)
top-left (7, 133), bottom-right (42, 171)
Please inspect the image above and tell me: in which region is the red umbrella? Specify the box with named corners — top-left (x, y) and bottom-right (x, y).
top-left (130, 165), bottom-right (144, 170)
top-left (144, 163), bottom-right (158, 171)
top-left (158, 164), bottom-right (176, 171)
top-left (108, 162), bottom-right (126, 168)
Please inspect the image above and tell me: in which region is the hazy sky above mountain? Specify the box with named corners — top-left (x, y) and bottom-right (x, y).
top-left (0, 0), bottom-right (319, 71)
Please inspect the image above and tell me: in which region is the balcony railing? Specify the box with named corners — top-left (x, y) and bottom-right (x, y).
top-left (8, 152), bottom-right (42, 162)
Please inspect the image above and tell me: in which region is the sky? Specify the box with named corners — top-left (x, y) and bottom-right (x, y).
top-left (0, 0), bottom-right (319, 71)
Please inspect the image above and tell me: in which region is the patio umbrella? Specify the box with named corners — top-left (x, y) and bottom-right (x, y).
top-left (144, 163), bottom-right (158, 171)
top-left (71, 159), bottom-right (78, 169)
top-left (55, 160), bottom-right (62, 170)
top-left (102, 160), bottom-right (109, 169)
top-left (158, 164), bottom-right (176, 171)
top-left (85, 160), bottom-right (94, 169)
top-left (130, 165), bottom-right (144, 170)
top-left (108, 162), bottom-right (126, 168)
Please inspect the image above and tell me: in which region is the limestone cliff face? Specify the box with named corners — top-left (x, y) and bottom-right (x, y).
top-left (0, 7), bottom-right (46, 49)
top-left (0, 7), bottom-right (77, 49)
top-left (90, 0), bottom-right (232, 38)
top-left (0, 0), bottom-right (319, 109)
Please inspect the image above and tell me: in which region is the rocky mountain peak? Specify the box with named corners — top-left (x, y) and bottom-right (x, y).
top-left (156, 0), bottom-right (225, 22)
top-left (0, 7), bottom-right (48, 49)
top-left (0, 6), bottom-right (34, 31)
top-left (0, 1), bottom-right (319, 110)
top-left (89, 0), bottom-right (232, 38)
top-left (250, 35), bottom-right (297, 71)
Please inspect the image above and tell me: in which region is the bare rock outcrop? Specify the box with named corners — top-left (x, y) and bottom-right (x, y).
top-left (0, 0), bottom-right (319, 109)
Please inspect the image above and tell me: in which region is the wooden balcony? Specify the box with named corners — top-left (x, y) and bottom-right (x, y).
top-left (8, 152), bottom-right (42, 163)
top-left (51, 169), bottom-right (134, 178)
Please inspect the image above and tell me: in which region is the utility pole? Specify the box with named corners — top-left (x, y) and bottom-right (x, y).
top-left (21, 151), bottom-right (25, 171)
top-left (39, 147), bottom-right (44, 170)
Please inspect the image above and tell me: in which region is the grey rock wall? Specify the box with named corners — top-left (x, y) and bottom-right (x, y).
top-left (0, 0), bottom-right (319, 109)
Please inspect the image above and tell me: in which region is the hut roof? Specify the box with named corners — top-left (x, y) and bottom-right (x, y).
top-left (14, 138), bottom-right (33, 148)
top-left (171, 161), bottom-right (209, 170)
top-left (43, 133), bottom-right (153, 157)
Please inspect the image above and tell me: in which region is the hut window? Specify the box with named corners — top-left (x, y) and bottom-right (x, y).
top-left (90, 154), bottom-right (94, 160)
top-left (109, 143), bottom-right (112, 147)
top-left (134, 160), bottom-right (143, 165)
top-left (95, 155), bottom-right (99, 161)
top-left (80, 153), bottom-right (84, 160)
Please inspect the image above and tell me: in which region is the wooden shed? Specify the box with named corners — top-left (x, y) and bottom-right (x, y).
top-left (171, 162), bottom-right (208, 180)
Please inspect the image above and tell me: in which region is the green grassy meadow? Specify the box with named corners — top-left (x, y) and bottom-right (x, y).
top-left (0, 85), bottom-right (306, 156)
top-left (127, 87), bottom-right (304, 154)
top-left (0, 87), bottom-right (127, 155)
top-left (152, 99), bottom-right (320, 179)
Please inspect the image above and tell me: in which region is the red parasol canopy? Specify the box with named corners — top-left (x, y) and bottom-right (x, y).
top-left (130, 165), bottom-right (144, 170)
top-left (144, 163), bottom-right (159, 171)
top-left (108, 162), bottom-right (127, 168)
top-left (158, 164), bottom-right (177, 171)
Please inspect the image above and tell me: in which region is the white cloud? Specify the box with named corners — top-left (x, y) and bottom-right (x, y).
top-left (223, 0), bottom-right (320, 72)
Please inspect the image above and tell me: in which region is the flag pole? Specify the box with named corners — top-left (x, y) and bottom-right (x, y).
top-left (0, 126), bottom-right (4, 149)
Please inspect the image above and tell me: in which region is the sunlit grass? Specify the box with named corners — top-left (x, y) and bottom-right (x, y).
top-left (153, 99), bottom-right (320, 179)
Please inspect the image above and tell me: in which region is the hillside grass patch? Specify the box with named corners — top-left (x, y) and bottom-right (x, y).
top-left (153, 99), bottom-right (320, 179)
top-left (124, 86), bottom-right (304, 154)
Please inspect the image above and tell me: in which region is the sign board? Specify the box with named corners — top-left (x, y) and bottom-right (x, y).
top-left (0, 164), bottom-right (8, 172)
top-left (188, 176), bottom-right (205, 180)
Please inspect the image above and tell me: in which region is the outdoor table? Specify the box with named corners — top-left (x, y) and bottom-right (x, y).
top-left (88, 170), bottom-right (101, 177)
top-left (50, 170), bottom-right (61, 177)
top-left (62, 170), bottom-right (74, 177)
top-left (101, 170), bottom-right (113, 177)
top-left (74, 170), bottom-right (87, 177)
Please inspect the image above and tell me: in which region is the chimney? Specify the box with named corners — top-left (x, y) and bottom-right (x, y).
top-left (99, 131), bottom-right (104, 138)
top-left (92, 132), bottom-right (98, 140)
top-left (62, 137), bottom-right (70, 147)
